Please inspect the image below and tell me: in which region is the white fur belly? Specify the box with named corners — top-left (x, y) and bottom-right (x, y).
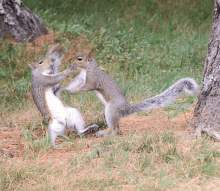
top-left (45, 88), bottom-right (68, 122)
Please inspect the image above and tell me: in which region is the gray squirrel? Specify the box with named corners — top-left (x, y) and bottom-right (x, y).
top-left (65, 48), bottom-right (199, 137)
top-left (28, 45), bottom-right (98, 146)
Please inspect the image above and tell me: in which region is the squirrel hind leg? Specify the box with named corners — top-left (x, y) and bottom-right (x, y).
top-left (48, 119), bottom-right (65, 146)
top-left (96, 104), bottom-right (120, 137)
top-left (96, 128), bottom-right (112, 137)
top-left (48, 127), bottom-right (58, 146)
top-left (66, 107), bottom-right (85, 132)
top-left (113, 127), bottom-right (120, 135)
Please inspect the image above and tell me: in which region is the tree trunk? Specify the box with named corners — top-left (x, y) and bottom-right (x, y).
top-left (188, 0), bottom-right (220, 141)
top-left (0, 0), bottom-right (48, 42)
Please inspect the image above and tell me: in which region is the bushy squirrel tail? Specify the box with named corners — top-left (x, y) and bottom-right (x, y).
top-left (46, 44), bottom-right (65, 97)
top-left (132, 78), bottom-right (199, 113)
top-left (46, 44), bottom-right (65, 74)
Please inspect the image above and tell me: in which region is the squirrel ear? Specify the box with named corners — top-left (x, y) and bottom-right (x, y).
top-left (87, 47), bottom-right (96, 58)
top-left (28, 62), bottom-right (36, 70)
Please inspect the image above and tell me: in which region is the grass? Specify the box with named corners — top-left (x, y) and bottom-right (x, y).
top-left (0, 0), bottom-right (218, 190)
top-left (1, 133), bottom-right (220, 190)
top-left (0, 0), bottom-right (212, 115)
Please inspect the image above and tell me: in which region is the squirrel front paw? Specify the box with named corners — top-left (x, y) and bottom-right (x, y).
top-left (67, 64), bottom-right (75, 73)
top-left (54, 87), bottom-right (65, 98)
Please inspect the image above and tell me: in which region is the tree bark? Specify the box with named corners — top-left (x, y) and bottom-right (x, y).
top-left (0, 0), bottom-right (47, 42)
top-left (188, 0), bottom-right (220, 141)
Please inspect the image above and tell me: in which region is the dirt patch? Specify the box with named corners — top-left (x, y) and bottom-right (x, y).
top-left (0, 130), bottom-right (25, 158)
top-left (120, 110), bottom-right (192, 134)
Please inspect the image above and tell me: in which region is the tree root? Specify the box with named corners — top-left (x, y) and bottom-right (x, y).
top-left (200, 128), bottom-right (220, 141)
top-left (179, 128), bottom-right (220, 142)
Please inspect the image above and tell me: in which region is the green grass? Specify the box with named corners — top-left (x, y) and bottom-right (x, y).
top-left (1, 0), bottom-right (213, 115)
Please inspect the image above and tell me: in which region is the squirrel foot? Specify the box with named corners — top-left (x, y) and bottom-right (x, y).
top-left (96, 127), bottom-right (119, 137)
top-left (95, 130), bottom-right (109, 137)
top-left (50, 143), bottom-right (58, 149)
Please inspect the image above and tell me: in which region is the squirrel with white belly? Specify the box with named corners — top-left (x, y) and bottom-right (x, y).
top-left (64, 48), bottom-right (199, 137)
top-left (28, 45), bottom-right (98, 146)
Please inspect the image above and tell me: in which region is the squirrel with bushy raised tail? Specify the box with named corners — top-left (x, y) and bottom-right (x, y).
top-left (64, 48), bottom-right (199, 137)
top-left (28, 45), bottom-right (98, 146)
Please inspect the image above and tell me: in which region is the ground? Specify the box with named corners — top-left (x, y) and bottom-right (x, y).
top-left (0, 107), bottom-right (192, 164)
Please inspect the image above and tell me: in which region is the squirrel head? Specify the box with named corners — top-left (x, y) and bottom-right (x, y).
top-left (69, 48), bottom-right (96, 69)
top-left (28, 58), bottom-right (55, 75)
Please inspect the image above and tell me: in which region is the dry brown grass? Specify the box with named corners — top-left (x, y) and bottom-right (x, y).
top-left (1, 104), bottom-right (220, 190)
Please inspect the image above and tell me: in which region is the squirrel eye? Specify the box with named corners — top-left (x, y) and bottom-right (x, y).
top-left (39, 60), bottom-right (44, 65)
top-left (78, 57), bottom-right (83, 61)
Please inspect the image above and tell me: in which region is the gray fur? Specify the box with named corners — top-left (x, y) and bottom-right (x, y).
top-left (128, 78), bottom-right (199, 116)
top-left (31, 68), bottom-right (70, 123)
top-left (46, 44), bottom-right (65, 96)
top-left (46, 44), bottom-right (64, 75)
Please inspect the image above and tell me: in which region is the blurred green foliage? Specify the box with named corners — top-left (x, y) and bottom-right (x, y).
top-left (0, 0), bottom-right (213, 113)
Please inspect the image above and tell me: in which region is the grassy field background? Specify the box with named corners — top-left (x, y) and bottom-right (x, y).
top-left (0, 0), bottom-right (212, 114)
top-left (1, 0), bottom-right (220, 190)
